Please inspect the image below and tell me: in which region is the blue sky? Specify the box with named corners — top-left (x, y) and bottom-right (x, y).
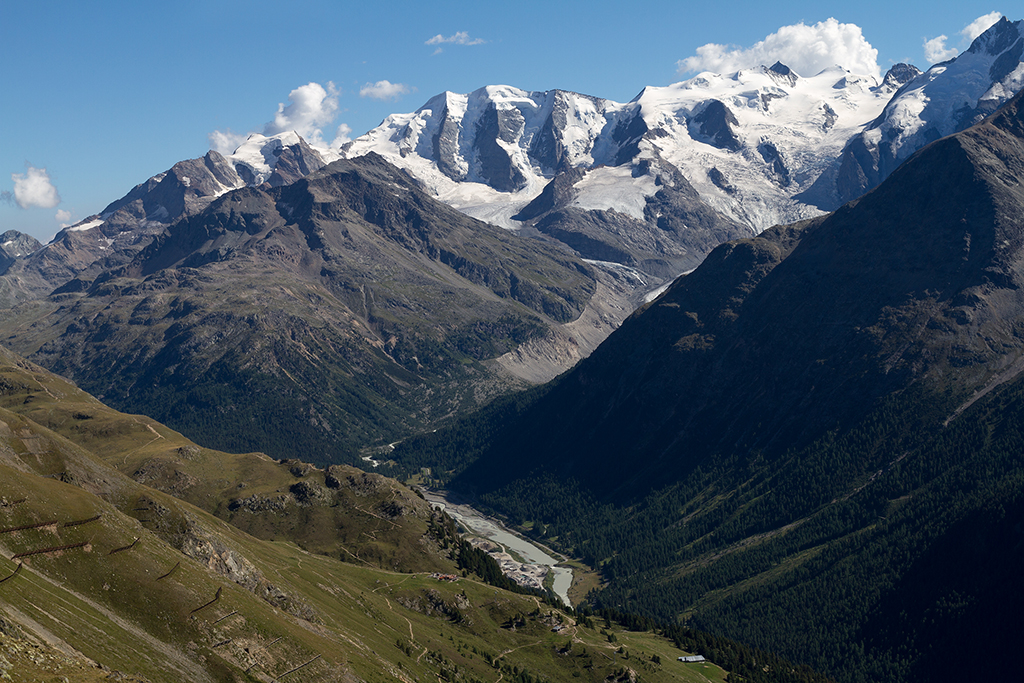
top-left (0, 0), bottom-right (1010, 241)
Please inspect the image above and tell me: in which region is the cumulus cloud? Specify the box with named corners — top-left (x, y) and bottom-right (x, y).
top-left (9, 165), bottom-right (61, 209)
top-left (425, 31), bottom-right (485, 46)
top-left (209, 129), bottom-right (250, 155)
top-left (677, 18), bottom-right (880, 79)
top-left (55, 208), bottom-right (72, 226)
top-left (923, 12), bottom-right (1003, 64)
top-left (924, 35), bottom-right (958, 63)
top-left (264, 82), bottom-right (339, 140)
top-left (331, 123), bottom-right (353, 148)
top-left (209, 81), bottom-right (353, 154)
top-left (359, 80), bottom-right (413, 101)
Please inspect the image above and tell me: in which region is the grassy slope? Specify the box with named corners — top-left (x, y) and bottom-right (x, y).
top-left (0, 348), bottom-right (724, 683)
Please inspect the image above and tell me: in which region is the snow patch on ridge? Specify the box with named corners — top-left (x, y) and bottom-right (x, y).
top-left (571, 166), bottom-right (658, 220)
top-left (68, 219), bottom-right (104, 232)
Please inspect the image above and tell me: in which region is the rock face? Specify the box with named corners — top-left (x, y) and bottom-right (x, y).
top-left (690, 99), bottom-right (742, 151)
top-left (0, 153), bottom-right (610, 462)
top-left (0, 231), bottom-right (41, 276)
top-left (0, 231), bottom-right (41, 261)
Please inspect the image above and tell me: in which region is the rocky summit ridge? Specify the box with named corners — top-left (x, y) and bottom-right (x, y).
top-left (0, 132), bottom-right (328, 309)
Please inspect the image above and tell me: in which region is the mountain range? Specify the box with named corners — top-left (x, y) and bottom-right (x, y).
top-left (0, 153), bottom-right (621, 463)
top-left (0, 19), bottom-right (1020, 466)
top-left (345, 18), bottom-right (1024, 249)
top-left (1, 16), bottom-right (1024, 683)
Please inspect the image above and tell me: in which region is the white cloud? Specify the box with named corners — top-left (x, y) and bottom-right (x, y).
top-left (677, 18), bottom-right (880, 79)
top-left (924, 35), bottom-right (958, 63)
top-left (923, 12), bottom-right (1003, 64)
top-left (209, 129), bottom-right (250, 155)
top-left (962, 11), bottom-right (1002, 42)
top-left (331, 123), bottom-right (353, 148)
top-left (209, 81), bottom-right (352, 154)
top-left (264, 82), bottom-right (340, 144)
top-left (55, 208), bottom-right (72, 226)
top-left (425, 31), bottom-right (485, 46)
top-left (359, 80), bottom-right (413, 101)
top-left (10, 165), bottom-right (61, 209)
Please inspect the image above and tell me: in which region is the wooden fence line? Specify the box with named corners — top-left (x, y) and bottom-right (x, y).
top-left (63, 514), bottom-right (101, 528)
top-left (109, 538), bottom-right (140, 555)
top-left (156, 561), bottom-right (180, 581)
top-left (0, 520), bottom-right (58, 534)
top-left (213, 610), bottom-right (238, 624)
top-left (189, 587), bottom-right (222, 615)
top-left (244, 637), bottom-right (284, 673)
top-left (277, 654), bottom-right (322, 679)
top-left (12, 541), bottom-right (88, 559)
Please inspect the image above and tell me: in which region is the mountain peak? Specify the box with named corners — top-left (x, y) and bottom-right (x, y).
top-left (880, 62), bottom-right (921, 91)
top-left (813, 20), bottom-right (1024, 209)
top-left (966, 16), bottom-right (1019, 56)
top-left (766, 61), bottom-right (798, 86)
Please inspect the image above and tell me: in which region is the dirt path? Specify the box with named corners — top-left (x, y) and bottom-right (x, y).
top-left (945, 354), bottom-right (1024, 426)
top-left (499, 640), bottom-right (542, 657)
top-left (121, 419), bottom-right (166, 466)
top-left (372, 576), bottom-right (416, 643)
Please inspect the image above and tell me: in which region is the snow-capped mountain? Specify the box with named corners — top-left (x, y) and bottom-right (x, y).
top-left (343, 86), bottom-right (752, 279)
top-left (817, 17), bottom-right (1024, 207)
top-left (344, 64), bottom-right (915, 240)
top-left (618, 61), bottom-right (916, 230)
top-left (346, 18), bottom-right (1023, 258)
top-left (345, 87), bottom-right (621, 223)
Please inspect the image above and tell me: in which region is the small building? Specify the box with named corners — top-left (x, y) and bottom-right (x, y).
top-left (678, 655), bottom-right (706, 663)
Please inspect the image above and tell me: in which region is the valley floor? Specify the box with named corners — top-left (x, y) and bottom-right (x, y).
top-left (420, 489), bottom-right (574, 606)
